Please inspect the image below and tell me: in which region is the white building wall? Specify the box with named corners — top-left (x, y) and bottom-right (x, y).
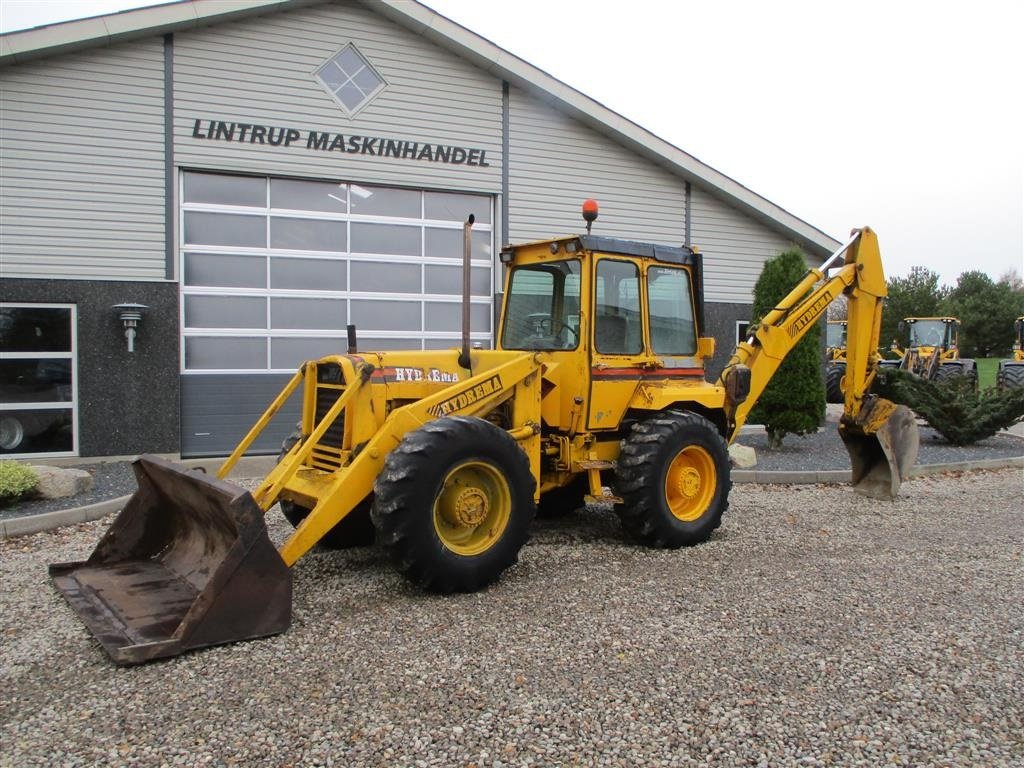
top-left (507, 87), bottom-right (686, 245)
top-left (689, 185), bottom-right (799, 303)
top-left (0, 39), bottom-right (166, 281)
top-left (172, 0), bottom-right (502, 194)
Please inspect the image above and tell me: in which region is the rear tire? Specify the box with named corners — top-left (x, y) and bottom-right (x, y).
top-left (614, 410), bottom-right (730, 549)
top-left (277, 429), bottom-right (376, 548)
top-left (825, 362), bottom-right (846, 404)
top-left (371, 417), bottom-right (536, 593)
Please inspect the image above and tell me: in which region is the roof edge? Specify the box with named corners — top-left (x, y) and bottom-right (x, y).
top-left (0, 0), bottom-right (323, 64)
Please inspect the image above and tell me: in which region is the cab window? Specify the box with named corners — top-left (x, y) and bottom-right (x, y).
top-left (501, 260), bottom-right (581, 350)
top-left (595, 260), bottom-right (642, 354)
top-left (647, 266), bottom-right (697, 355)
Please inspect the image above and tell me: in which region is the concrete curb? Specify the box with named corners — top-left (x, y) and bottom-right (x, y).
top-left (1, 457), bottom-right (1021, 539)
top-left (732, 456), bottom-right (1024, 484)
top-left (0, 494), bottom-right (132, 538)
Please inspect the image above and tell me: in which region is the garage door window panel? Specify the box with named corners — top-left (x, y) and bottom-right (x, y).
top-left (270, 179), bottom-right (347, 213)
top-left (270, 257), bottom-right (346, 291)
top-left (271, 298), bottom-right (348, 330)
top-left (184, 212), bottom-right (266, 248)
top-left (270, 217), bottom-right (347, 252)
top-left (185, 253), bottom-right (267, 289)
top-left (350, 261), bottom-right (421, 293)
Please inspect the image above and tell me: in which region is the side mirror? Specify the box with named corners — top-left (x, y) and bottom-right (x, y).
top-left (696, 336), bottom-right (716, 359)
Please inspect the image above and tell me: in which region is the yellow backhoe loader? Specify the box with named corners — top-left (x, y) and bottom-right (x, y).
top-left (50, 207), bottom-right (919, 664)
top-left (825, 320), bottom-right (848, 403)
top-left (996, 317), bottom-right (1024, 389)
top-left (881, 316), bottom-right (977, 386)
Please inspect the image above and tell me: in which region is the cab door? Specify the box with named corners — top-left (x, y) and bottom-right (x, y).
top-left (587, 258), bottom-right (646, 430)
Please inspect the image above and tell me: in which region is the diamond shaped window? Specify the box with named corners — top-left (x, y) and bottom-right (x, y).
top-left (314, 44), bottom-right (387, 116)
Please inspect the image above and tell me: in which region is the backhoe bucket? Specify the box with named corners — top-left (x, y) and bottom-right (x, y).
top-left (839, 397), bottom-right (920, 500)
top-left (49, 455), bottom-right (291, 665)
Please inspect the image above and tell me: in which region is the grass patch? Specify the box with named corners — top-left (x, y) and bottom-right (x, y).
top-left (976, 358), bottom-right (999, 390)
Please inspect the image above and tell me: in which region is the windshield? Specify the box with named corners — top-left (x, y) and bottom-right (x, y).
top-left (908, 320), bottom-right (948, 347)
top-left (826, 322), bottom-right (846, 348)
top-left (501, 260), bottom-right (581, 350)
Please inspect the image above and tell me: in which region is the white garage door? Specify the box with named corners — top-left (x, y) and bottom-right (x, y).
top-left (180, 171), bottom-right (494, 373)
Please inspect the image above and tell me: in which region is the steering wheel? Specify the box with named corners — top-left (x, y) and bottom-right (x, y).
top-left (523, 313), bottom-right (578, 348)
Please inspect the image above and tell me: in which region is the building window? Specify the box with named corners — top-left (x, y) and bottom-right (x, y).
top-left (314, 43), bottom-right (387, 116)
top-left (180, 172), bottom-right (493, 373)
top-left (736, 321), bottom-right (750, 345)
top-left (0, 304), bottom-right (77, 457)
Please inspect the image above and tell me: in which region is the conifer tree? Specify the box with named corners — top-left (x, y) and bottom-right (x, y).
top-left (748, 249), bottom-right (825, 448)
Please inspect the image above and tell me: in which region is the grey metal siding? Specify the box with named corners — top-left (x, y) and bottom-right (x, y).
top-left (690, 185), bottom-right (799, 303)
top-left (0, 39), bottom-right (166, 281)
top-left (507, 86), bottom-right (686, 245)
top-left (172, 1), bottom-right (502, 193)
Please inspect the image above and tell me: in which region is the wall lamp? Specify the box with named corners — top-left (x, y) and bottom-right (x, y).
top-left (112, 303), bottom-right (149, 353)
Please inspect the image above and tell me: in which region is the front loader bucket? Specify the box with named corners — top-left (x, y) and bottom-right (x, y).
top-left (839, 397), bottom-right (920, 500)
top-left (49, 455), bottom-right (291, 665)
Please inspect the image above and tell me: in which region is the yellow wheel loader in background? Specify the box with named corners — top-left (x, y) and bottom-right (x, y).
top-left (50, 208), bottom-right (919, 664)
top-left (825, 320), bottom-right (848, 403)
top-left (996, 317), bottom-right (1024, 390)
top-left (880, 316), bottom-right (977, 386)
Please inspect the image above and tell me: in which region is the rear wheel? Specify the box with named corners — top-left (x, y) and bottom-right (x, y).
top-left (614, 410), bottom-right (730, 548)
top-left (277, 429), bottom-right (376, 548)
top-left (825, 362), bottom-right (846, 404)
top-left (371, 417), bottom-right (536, 593)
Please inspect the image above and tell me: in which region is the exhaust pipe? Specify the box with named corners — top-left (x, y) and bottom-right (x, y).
top-left (458, 214), bottom-right (475, 370)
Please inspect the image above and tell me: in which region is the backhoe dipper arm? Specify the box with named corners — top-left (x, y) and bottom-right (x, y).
top-left (718, 228), bottom-right (886, 442)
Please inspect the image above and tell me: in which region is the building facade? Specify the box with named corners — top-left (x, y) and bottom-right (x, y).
top-left (0, 0), bottom-right (838, 460)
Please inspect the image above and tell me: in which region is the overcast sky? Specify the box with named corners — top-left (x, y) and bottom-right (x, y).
top-left (2, 0), bottom-right (1021, 286)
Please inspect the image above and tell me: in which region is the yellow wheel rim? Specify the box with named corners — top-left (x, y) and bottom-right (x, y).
top-left (433, 461), bottom-right (512, 556)
top-left (664, 445), bottom-right (716, 522)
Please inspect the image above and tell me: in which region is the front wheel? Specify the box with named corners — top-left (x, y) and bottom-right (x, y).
top-left (825, 362), bottom-right (846, 404)
top-left (277, 428), bottom-right (376, 548)
top-left (614, 410), bottom-right (731, 548)
top-left (372, 417), bottom-right (536, 593)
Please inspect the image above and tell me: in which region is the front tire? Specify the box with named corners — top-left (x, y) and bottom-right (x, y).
top-left (998, 361), bottom-right (1024, 390)
top-left (825, 362), bottom-right (846, 404)
top-left (615, 410), bottom-right (730, 548)
top-left (372, 417), bottom-right (536, 593)
top-left (277, 428), bottom-right (376, 548)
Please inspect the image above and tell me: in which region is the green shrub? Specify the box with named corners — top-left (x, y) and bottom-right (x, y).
top-left (874, 369), bottom-right (1024, 445)
top-left (0, 461), bottom-right (39, 504)
top-left (748, 249), bottom-right (826, 448)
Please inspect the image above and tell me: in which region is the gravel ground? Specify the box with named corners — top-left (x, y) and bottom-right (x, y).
top-left (2, 470), bottom-right (1022, 767)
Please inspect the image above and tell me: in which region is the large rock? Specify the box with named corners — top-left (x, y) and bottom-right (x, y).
top-left (728, 443), bottom-right (757, 469)
top-left (27, 465), bottom-right (94, 500)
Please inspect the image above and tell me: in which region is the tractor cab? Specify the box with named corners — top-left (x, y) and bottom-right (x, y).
top-left (497, 221), bottom-right (713, 434)
top-left (902, 316), bottom-right (959, 353)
